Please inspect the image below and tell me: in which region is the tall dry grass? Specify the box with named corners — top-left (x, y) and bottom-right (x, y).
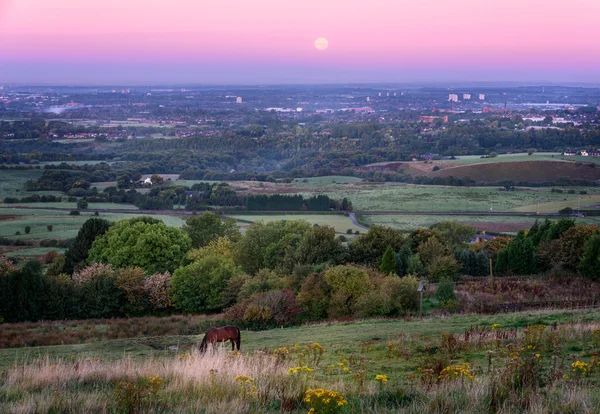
top-left (1, 348), bottom-right (304, 413)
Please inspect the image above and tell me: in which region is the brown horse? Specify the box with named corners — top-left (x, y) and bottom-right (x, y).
top-left (198, 326), bottom-right (241, 353)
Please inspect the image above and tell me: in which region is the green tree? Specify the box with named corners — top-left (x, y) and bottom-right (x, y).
top-left (171, 255), bottom-right (238, 313)
top-left (349, 226), bottom-right (406, 267)
top-left (24, 225), bottom-right (31, 234)
top-left (233, 220), bottom-right (311, 274)
top-left (64, 218), bottom-right (111, 274)
top-left (428, 255), bottom-right (460, 282)
top-left (432, 221), bottom-right (476, 247)
top-left (580, 234), bottom-right (600, 280)
top-left (287, 225), bottom-right (345, 271)
top-left (506, 232), bottom-right (536, 275)
top-left (395, 244), bottom-right (413, 276)
top-left (77, 199), bottom-right (88, 210)
top-left (88, 218), bottom-right (191, 274)
top-left (379, 246), bottom-right (397, 274)
top-left (182, 212), bottom-right (240, 248)
top-left (47, 224), bottom-right (53, 232)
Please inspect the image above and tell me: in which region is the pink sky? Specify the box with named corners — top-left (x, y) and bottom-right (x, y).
top-left (1, 0), bottom-right (599, 83)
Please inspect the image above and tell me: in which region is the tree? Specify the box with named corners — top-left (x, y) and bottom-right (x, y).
top-left (150, 174), bottom-right (164, 186)
top-left (47, 224), bottom-right (53, 232)
top-left (77, 199), bottom-right (88, 210)
top-left (349, 226), bottom-right (406, 267)
top-left (233, 220), bottom-right (311, 274)
top-left (287, 225), bottom-right (345, 271)
top-left (182, 212), bottom-right (240, 248)
top-left (88, 218), bottom-right (191, 274)
top-left (579, 234), bottom-right (600, 280)
top-left (432, 221), bottom-right (476, 248)
top-left (64, 218), bottom-right (111, 274)
top-left (171, 255), bottom-right (238, 313)
top-left (117, 174), bottom-right (131, 189)
top-left (24, 225), bottom-right (31, 234)
top-left (428, 255), bottom-right (461, 282)
top-left (395, 244), bottom-right (414, 276)
top-left (379, 246), bottom-right (397, 275)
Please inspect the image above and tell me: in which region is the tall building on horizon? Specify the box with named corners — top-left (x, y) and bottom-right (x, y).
top-left (448, 94), bottom-right (458, 102)
top-left (479, 94), bottom-right (485, 100)
top-left (463, 93), bottom-right (471, 100)
top-left (236, 96), bottom-right (242, 104)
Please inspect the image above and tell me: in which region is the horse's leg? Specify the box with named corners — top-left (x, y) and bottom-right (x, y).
top-left (231, 339), bottom-right (235, 351)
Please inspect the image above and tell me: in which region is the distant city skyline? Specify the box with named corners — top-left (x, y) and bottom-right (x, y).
top-left (1, 0), bottom-right (599, 84)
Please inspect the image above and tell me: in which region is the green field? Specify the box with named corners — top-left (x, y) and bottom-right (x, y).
top-left (227, 213), bottom-right (364, 233)
top-left (0, 169), bottom-right (49, 199)
top-left (0, 210), bottom-right (186, 240)
top-left (3, 247), bottom-right (67, 258)
top-left (292, 176), bottom-right (364, 185)
top-left (307, 184), bottom-right (597, 213)
top-left (2, 202), bottom-right (138, 210)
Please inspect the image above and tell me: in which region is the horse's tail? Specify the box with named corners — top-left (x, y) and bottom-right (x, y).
top-left (199, 334), bottom-right (208, 353)
top-left (236, 327), bottom-right (241, 351)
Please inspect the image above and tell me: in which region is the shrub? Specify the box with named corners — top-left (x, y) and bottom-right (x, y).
top-left (323, 265), bottom-right (371, 318)
top-left (224, 289), bottom-right (301, 328)
top-left (47, 225), bottom-right (53, 232)
top-left (144, 272), bottom-right (173, 310)
top-left (72, 263), bottom-right (115, 285)
top-left (69, 210), bottom-right (80, 216)
top-left (40, 250), bottom-right (59, 264)
top-left (24, 225), bottom-right (31, 234)
top-left (395, 275), bottom-right (420, 313)
top-left (115, 267), bottom-right (147, 315)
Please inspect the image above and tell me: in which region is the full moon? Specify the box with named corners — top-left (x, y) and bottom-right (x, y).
top-left (314, 38), bottom-right (328, 51)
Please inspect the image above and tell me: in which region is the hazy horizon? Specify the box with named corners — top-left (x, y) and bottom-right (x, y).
top-left (1, 0), bottom-right (599, 85)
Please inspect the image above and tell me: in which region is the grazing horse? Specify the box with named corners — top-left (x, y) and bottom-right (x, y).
top-left (199, 326), bottom-right (241, 353)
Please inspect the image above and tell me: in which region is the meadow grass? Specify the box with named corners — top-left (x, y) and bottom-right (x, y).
top-left (2, 308), bottom-right (600, 413)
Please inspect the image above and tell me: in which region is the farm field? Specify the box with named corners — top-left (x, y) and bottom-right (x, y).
top-left (308, 184), bottom-right (597, 212)
top-left (1, 202), bottom-right (138, 210)
top-left (2, 308), bottom-right (599, 412)
top-left (360, 214), bottom-right (598, 234)
top-left (291, 175), bottom-right (364, 185)
top-left (227, 213), bottom-right (364, 233)
top-left (0, 169), bottom-right (48, 199)
top-left (0, 210), bottom-right (185, 241)
top-left (3, 247), bottom-right (67, 258)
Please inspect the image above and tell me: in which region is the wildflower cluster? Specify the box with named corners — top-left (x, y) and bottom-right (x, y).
top-left (491, 323), bottom-right (501, 331)
top-left (571, 360), bottom-right (591, 377)
top-left (114, 376), bottom-right (164, 413)
top-left (273, 347), bottom-right (290, 361)
top-left (288, 366), bottom-right (314, 375)
top-left (304, 388), bottom-right (347, 414)
top-left (375, 374), bottom-right (388, 385)
top-left (235, 374), bottom-right (258, 399)
top-left (438, 364), bottom-right (474, 382)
